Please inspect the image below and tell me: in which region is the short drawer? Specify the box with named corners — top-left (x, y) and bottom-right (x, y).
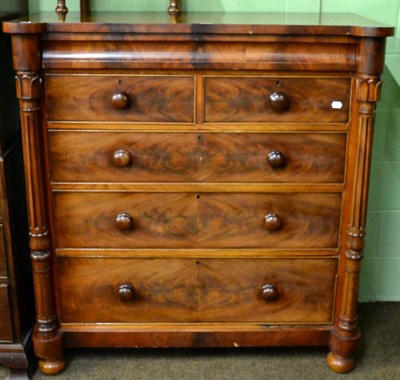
top-left (58, 257), bottom-right (337, 324)
top-left (52, 192), bottom-right (341, 249)
top-left (45, 75), bottom-right (195, 123)
top-left (0, 283), bottom-right (13, 341)
top-left (204, 76), bottom-right (350, 124)
top-left (49, 131), bottom-right (347, 184)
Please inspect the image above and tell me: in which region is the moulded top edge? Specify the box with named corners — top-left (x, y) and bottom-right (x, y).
top-left (2, 12), bottom-right (395, 38)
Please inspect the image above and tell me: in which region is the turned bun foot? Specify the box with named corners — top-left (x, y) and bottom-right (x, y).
top-left (38, 356), bottom-right (66, 375)
top-left (327, 352), bottom-right (355, 373)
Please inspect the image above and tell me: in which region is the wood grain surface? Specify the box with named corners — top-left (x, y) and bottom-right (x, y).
top-left (57, 257), bottom-right (337, 324)
top-left (41, 39), bottom-right (359, 71)
top-left (52, 192), bottom-right (342, 249)
top-left (205, 76), bottom-right (350, 123)
top-left (49, 131), bottom-right (347, 183)
top-left (0, 284), bottom-right (13, 341)
top-left (45, 74), bottom-right (195, 123)
top-left (0, 226), bottom-right (6, 276)
top-left (3, 12), bottom-right (394, 38)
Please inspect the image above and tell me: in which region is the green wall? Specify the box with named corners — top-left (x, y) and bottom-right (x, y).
top-left (29, 1), bottom-right (400, 302)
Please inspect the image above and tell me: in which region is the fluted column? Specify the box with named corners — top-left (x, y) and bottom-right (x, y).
top-left (327, 37), bottom-right (386, 373)
top-left (12, 34), bottom-right (65, 376)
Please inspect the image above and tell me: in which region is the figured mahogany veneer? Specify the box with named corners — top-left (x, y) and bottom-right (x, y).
top-left (204, 76), bottom-right (350, 123)
top-left (52, 192), bottom-right (342, 249)
top-left (45, 74), bottom-right (195, 123)
top-left (3, 11), bottom-right (394, 376)
top-left (48, 131), bottom-right (347, 183)
top-left (58, 257), bottom-right (337, 324)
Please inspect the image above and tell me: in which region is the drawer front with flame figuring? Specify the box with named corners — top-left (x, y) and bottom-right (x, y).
top-left (58, 257), bottom-right (337, 324)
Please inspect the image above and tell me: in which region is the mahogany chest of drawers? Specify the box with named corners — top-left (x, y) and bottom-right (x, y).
top-left (3, 10), bottom-right (394, 375)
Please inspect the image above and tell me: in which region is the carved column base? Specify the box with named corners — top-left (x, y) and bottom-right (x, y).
top-left (33, 328), bottom-right (65, 375)
top-left (327, 329), bottom-right (361, 373)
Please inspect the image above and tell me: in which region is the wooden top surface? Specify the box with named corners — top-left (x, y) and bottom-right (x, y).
top-left (2, 12), bottom-right (394, 37)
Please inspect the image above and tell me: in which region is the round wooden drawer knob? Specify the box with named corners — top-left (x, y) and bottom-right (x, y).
top-left (264, 213), bottom-right (283, 232)
top-left (267, 151), bottom-right (286, 169)
top-left (115, 213), bottom-right (134, 231)
top-left (112, 149), bottom-right (132, 168)
top-left (269, 92), bottom-right (289, 113)
top-left (261, 284), bottom-right (279, 302)
top-left (111, 91), bottom-right (129, 109)
top-left (118, 284), bottom-right (135, 302)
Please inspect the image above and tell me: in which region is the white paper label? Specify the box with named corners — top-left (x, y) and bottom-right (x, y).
top-left (331, 101), bottom-right (343, 110)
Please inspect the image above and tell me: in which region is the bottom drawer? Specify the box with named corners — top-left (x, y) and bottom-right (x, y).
top-left (58, 257), bottom-right (337, 324)
top-left (0, 283), bottom-right (13, 341)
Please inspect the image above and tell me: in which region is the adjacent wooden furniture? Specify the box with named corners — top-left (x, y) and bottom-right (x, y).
top-left (55, 0), bottom-right (182, 20)
top-left (0, 3), bottom-right (34, 379)
top-left (3, 10), bottom-right (394, 376)
top-left (168, 0), bottom-right (182, 15)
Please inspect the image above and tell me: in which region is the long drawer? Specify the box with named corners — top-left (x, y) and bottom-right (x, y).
top-left (49, 131), bottom-right (347, 184)
top-left (52, 192), bottom-right (342, 249)
top-left (45, 74), bottom-right (195, 123)
top-left (57, 257), bottom-right (337, 324)
top-left (204, 76), bottom-right (351, 124)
